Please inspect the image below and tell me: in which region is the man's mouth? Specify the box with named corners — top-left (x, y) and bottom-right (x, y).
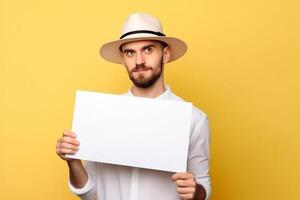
top-left (132, 67), bottom-right (151, 72)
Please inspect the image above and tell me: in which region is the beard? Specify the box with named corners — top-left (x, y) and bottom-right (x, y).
top-left (127, 58), bottom-right (164, 88)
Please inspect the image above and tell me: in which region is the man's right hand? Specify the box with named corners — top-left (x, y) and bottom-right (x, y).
top-left (56, 130), bottom-right (80, 161)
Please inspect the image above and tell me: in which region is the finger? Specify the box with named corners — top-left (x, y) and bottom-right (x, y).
top-left (57, 148), bottom-right (77, 155)
top-left (175, 179), bottom-right (196, 187)
top-left (58, 142), bottom-right (79, 151)
top-left (179, 193), bottom-right (194, 200)
top-left (62, 130), bottom-right (77, 138)
top-left (60, 137), bottom-right (80, 146)
top-left (177, 186), bottom-right (196, 194)
top-left (172, 172), bottom-right (194, 181)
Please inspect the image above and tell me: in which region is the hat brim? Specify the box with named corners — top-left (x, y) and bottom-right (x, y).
top-left (99, 36), bottom-right (187, 64)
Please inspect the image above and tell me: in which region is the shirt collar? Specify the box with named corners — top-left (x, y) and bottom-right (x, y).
top-left (125, 85), bottom-right (172, 100)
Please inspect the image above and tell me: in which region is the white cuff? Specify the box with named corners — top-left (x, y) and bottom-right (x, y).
top-left (68, 172), bottom-right (95, 195)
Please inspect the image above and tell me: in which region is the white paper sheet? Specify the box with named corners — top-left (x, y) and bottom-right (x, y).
top-left (67, 90), bottom-right (192, 172)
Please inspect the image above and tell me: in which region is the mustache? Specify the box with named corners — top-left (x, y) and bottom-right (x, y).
top-left (131, 64), bottom-right (153, 72)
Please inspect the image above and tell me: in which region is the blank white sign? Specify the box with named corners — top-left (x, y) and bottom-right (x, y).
top-left (67, 90), bottom-right (192, 172)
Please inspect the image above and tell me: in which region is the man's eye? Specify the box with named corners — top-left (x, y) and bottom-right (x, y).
top-left (125, 51), bottom-right (134, 57)
top-left (145, 47), bottom-right (153, 54)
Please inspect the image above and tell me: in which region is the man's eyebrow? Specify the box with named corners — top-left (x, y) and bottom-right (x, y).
top-left (121, 44), bottom-right (156, 53)
top-left (122, 48), bottom-right (135, 53)
top-left (141, 44), bottom-right (155, 50)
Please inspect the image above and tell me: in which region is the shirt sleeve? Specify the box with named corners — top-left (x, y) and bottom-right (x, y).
top-left (187, 111), bottom-right (211, 200)
top-left (68, 161), bottom-right (97, 200)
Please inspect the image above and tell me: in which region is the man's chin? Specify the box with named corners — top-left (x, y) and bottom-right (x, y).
top-left (129, 67), bottom-right (162, 88)
top-left (133, 80), bottom-right (154, 88)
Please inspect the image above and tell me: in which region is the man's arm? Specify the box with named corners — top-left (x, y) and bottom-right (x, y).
top-left (67, 160), bottom-right (88, 188)
top-left (56, 131), bottom-right (88, 188)
top-left (186, 114), bottom-right (211, 200)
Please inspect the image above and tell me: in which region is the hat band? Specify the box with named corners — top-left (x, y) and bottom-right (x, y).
top-left (120, 30), bottom-right (166, 39)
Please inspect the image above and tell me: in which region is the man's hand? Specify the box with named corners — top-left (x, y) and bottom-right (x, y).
top-left (172, 172), bottom-right (196, 200)
top-left (56, 130), bottom-right (80, 161)
top-left (56, 130), bottom-right (88, 188)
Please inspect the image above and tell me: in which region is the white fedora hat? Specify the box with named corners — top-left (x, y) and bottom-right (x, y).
top-left (100, 13), bottom-right (188, 64)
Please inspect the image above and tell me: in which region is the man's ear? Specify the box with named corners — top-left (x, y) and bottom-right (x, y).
top-left (162, 46), bottom-right (171, 64)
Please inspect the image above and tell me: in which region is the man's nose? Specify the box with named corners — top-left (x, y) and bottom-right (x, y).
top-left (135, 52), bottom-right (145, 65)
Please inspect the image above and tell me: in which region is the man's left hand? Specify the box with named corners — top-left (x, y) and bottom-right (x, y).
top-left (172, 172), bottom-right (196, 200)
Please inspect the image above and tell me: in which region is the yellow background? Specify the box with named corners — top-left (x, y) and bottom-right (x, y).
top-left (1, 0), bottom-right (299, 199)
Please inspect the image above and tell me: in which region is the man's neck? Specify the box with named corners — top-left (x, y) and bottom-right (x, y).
top-left (130, 81), bottom-right (166, 98)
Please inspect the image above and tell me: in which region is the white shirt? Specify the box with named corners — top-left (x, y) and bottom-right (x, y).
top-left (69, 86), bottom-right (211, 200)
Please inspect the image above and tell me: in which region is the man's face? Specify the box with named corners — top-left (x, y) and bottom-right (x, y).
top-left (120, 40), bottom-right (170, 88)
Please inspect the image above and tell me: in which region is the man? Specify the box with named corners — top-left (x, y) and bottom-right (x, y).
top-left (56, 13), bottom-right (211, 200)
